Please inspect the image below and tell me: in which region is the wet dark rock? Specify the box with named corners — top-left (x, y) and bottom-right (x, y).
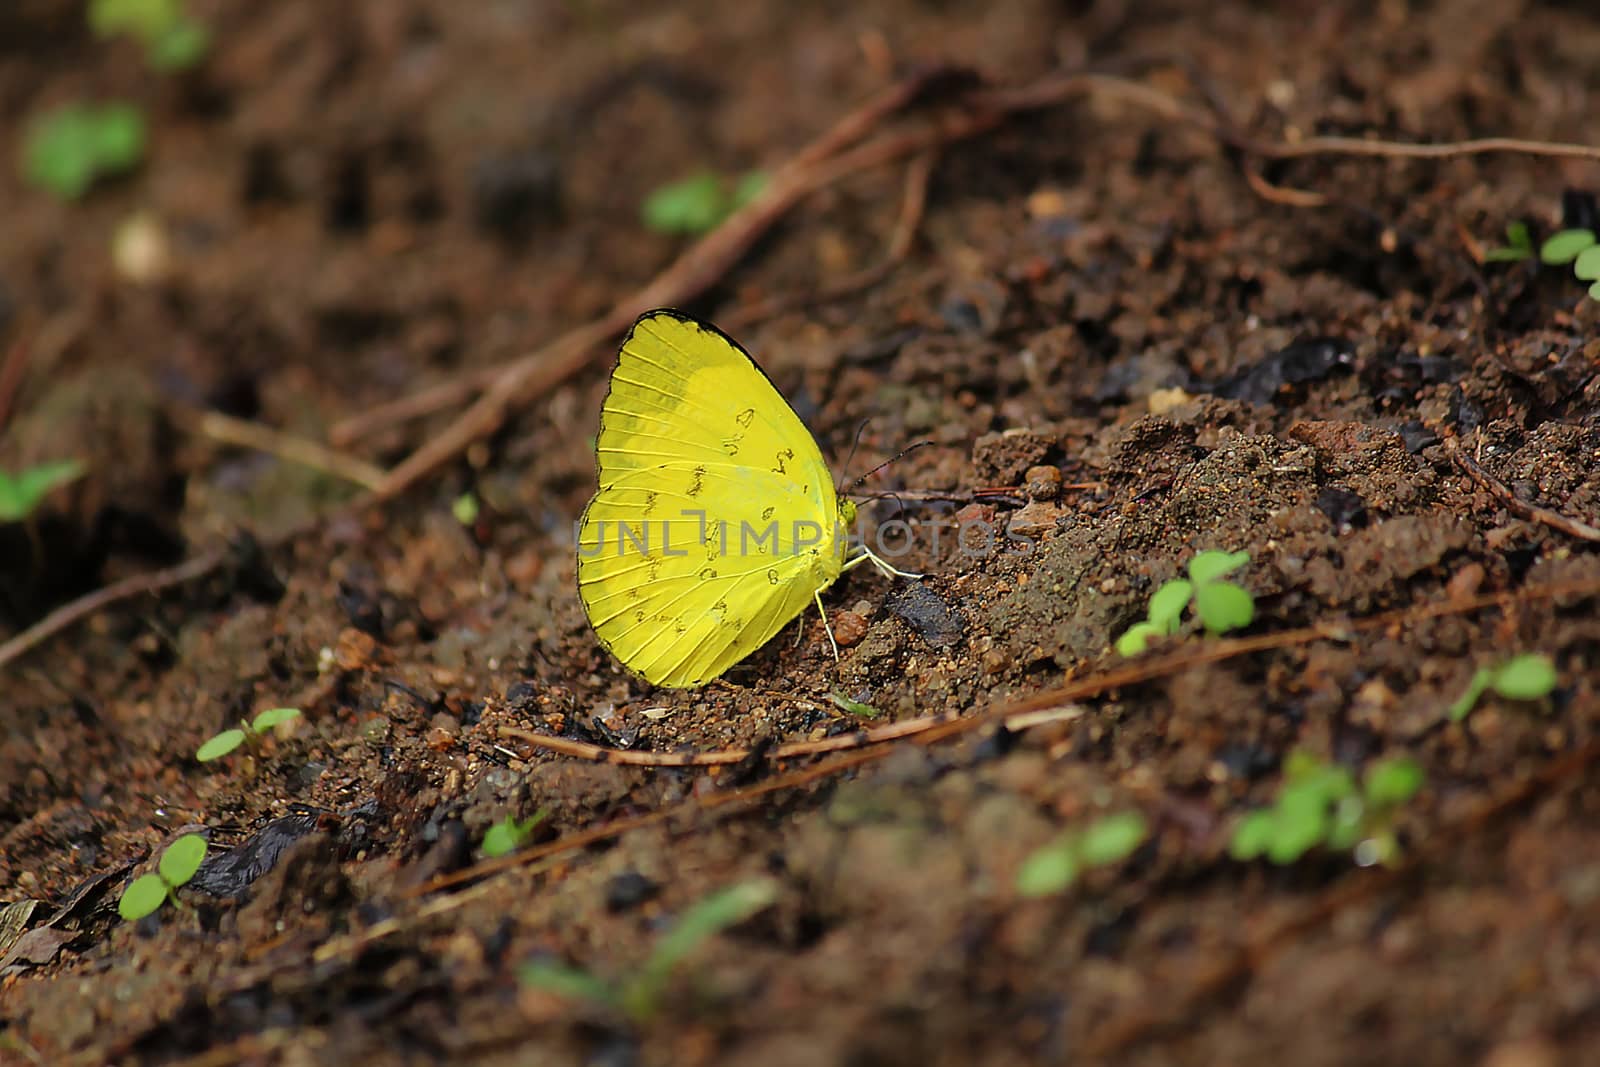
top-left (1211, 337), bottom-right (1355, 405)
top-left (884, 582), bottom-right (963, 648)
top-left (1315, 486), bottom-right (1369, 531)
top-left (189, 813), bottom-right (323, 898)
top-left (1398, 420), bottom-right (1440, 453)
top-left (604, 871), bottom-right (660, 913)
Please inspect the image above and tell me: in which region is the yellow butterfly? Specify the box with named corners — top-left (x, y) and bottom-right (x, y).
top-left (577, 309), bottom-right (914, 688)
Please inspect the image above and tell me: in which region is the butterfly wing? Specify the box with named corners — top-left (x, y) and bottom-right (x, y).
top-left (577, 310), bottom-right (846, 688)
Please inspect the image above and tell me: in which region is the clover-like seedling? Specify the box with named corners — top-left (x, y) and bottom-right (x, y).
top-left (1230, 751), bottom-right (1423, 867)
top-left (1536, 228), bottom-right (1600, 302)
top-left (118, 833), bottom-right (207, 921)
top-left (641, 170), bottom-right (768, 235)
top-left (1447, 653), bottom-right (1558, 723)
top-left (1484, 221), bottom-right (1535, 263)
top-left (196, 707), bottom-right (301, 762)
top-left (22, 104), bottom-right (146, 200)
top-left (519, 879), bottom-right (777, 1022)
top-left (0, 461), bottom-right (86, 523)
top-left (481, 808), bottom-right (549, 858)
top-left (1015, 811), bottom-right (1148, 898)
top-left (1116, 549), bottom-right (1254, 656)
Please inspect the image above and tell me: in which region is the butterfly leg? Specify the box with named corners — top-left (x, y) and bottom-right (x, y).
top-left (845, 544), bottom-right (923, 581)
top-left (813, 589), bottom-right (842, 663)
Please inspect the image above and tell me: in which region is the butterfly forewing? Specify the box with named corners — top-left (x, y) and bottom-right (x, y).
top-left (577, 310), bottom-right (846, 688)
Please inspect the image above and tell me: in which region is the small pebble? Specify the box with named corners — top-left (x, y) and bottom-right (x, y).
top-left (832, 610), bottom-right (869, 648)
top-left (1023, 464), bottom-right (1062, 501)
top-left (1007, 500), bottom-right (1062, 539)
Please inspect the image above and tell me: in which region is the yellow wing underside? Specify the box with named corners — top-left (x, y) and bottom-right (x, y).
top-left (577, 311), bottom-right (845, 688)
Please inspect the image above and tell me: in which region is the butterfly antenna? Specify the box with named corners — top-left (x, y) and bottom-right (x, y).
top-left (846, 440), bottom-right (933, 494)
top-left (836, 418), bottom-right (874, 493)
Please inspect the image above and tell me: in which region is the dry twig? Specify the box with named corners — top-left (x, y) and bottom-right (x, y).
top-left (1447, 435), bottom-right (1600, 543)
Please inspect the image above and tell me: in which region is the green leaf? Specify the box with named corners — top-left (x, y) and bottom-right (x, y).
top-left (1229, 810), bottom-right (1276, 860)
top-left (89, 103), bottom-right (145, 168)
top-left (158, 834), bottom-right (207, 885)
top-left (1076, 811), bottom-right (1148, 868)
top-left (0, 460), bottom-right (86, 522)
top-left (1574, 246), bottom-right (1600, 282)
top-left (1490, 653), bottom-right (1557, 700)
top-left (195, 728), bottom-right (246, 762)
top-left (641, 173), bottom-right (729, 235)
top-left (1484, 221), bottom-right (1534, 262)
top-left (1193, 580), bottom-right (1254, 634)
top-left (1448, 667), bottom-right (1492, 722)
top-left (1364, 757), bottom-right (1424, 807)
top-left (481, 821), bottom-right (521, 858)
top-left (1015, 839), bottom-right (1080, 897)
top-left (22, 104), bottom-right (145, 199)
top-left (1188, 549), bottom-right (1249, 585)
top-left (1539, 229), bottom-right (1596, 265)
top-left (828, 691), bottom-right (880, 718)
top-left (518, 960), bottom-right (617, 1006)
top-left (250, 707), bottom-right (301, 732)
top-left (451, 492), bottom-right (480, 526)
top-left (1114, 621), bottom-right (1162, 657)
top-left (626, 880), bottom-right (777, 1019)
top-left (1146, 579), bottom-right (1193, 633)
top-left (482, 808), bottom-right (549, 857)
top-left (118, 873), bottom-right (170, 921)
top-left (1265, 796), bottom-right (1326, 864)
top-left (1589, 280), bottom-right (1600, 302)
top-left (1325, 795), bottom-right (1367, 850)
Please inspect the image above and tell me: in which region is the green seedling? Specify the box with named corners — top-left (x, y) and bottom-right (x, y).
top-left (1230, 751), bottom-right (1423, 867)
top-left (1448, 653), bottom-right (1558, 722)
top-left (22, 104), bottom-right (146, 200)
top-left (118, 833), bottom-right (207, 920)
top-left (90, 0), bottom-right (209, 70)
top-left (519, 878), bottom-right (777, 1022)
top-left (828, 691), bottom-right (880, 718)
top-left (481, 808), bottom-right (549, 858)
top-left (451, 491), bottom-right (480, 526)
top-left (1534, 228), bottom-right (1600, 302)
top-left (1483, 221), bottom-right (1534, 263)
top-left (1116, 549), bottom-right (1254, 656)
top-left (195, 707), bottom-right (301, 762)
top-left (0, 460), bottom-right (85, 522)
top-left (1016, 810), bottom-right (1148, 898)
top-left (641, 170), bottom-right (768, 235)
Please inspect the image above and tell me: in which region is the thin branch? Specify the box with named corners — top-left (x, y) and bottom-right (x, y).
top-left (1448, 436), bottom-right (1600, 542)
top-left (0, 551), bottom-right (226, 670)
top-left (186, 410), bottom-right (388, 491)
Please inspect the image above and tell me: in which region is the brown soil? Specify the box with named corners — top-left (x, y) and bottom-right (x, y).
top-left (4, 2), bottom-right (1600, 1065)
